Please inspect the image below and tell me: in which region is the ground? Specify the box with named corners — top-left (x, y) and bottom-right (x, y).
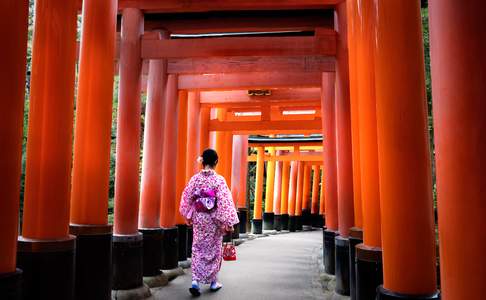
top-left (151, 230), bottom-right (339, 300)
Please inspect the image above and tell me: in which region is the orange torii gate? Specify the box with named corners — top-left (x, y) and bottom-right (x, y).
top-left (2, 1), bottom-right (484, 300)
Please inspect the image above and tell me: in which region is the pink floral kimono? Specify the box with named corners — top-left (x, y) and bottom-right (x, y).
top-left (179, 169), bottom-right (239, 284)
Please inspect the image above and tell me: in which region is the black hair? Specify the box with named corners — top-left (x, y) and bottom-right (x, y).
top-left (202, 148), bottom-right (218, 168)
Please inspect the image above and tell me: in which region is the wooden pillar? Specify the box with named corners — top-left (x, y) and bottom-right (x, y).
top-left (175, 90), bottom-right (189, 226)
top-left (280, 160), bottom-right (291, 230)
top-left (223, 132), bottom-right (233, 184)
top-left (214, 108), bottom-right (227, 178)
top-left (198, 107), bottom-right (210, 153)
top-left (18, 1), bottom-right (78, 298)
top-left (321, 73), bottom-right (339, 232)
top-left (334, 3), bottom-right (355, 295)
top-left (346, 0), bottom-right (363, 237)
top-left (273, 157), bottom-right (283, 231)
top-left (311, 165), bottom-right (320, 226)
top-left (374, 1), bottom-right (438, 298)
top-left (335, 1), bottom-right (355, 239)
top-left (351, 1), bottom-right (384, 298)
top-left (159, 74), bottom-right (180, 269)
top-left (231, 135), bottom-right (249, 234)
top-left (138, 48), bottom-right (168, 279)
top-left (302, 163), bottom-right (312, 226)
top-left (429, 1), bottom-right (486, 299)
top-left (113, 8), bottom-right (143, 235)
top-left (287, 161), bottom-right (299, 232)
top-left (175, 91), bottom-right (189, 262)
top-left (0, 1), bottom-right (28, 296)
top-left (263, 147), bottom-right (276, 230)
top-left (186, 92), bottom-right (201, 179)
top-left (319, 166), bottom-right (325, 218)
top-left (139, 42), bottom-right (167, 230)
top-left (252, 146), bottom-right (265, 234)
top-left (69, 0), bottom-right (117, 297)
top-left (294, 161), bottom-right (304, 231)
top-left (111, 7), bottom-right (146, 292)
top-left (232, 135), bottom-right (248, 209)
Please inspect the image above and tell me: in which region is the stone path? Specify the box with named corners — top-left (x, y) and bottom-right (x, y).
top-left (151, 230), bottom-right (328, 300)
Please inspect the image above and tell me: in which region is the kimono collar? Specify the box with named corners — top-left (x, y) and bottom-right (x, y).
top-left (200, 169), bottom-right (216, 176)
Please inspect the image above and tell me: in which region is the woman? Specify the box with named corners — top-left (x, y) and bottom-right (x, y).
top-left (179, 148), bottom-right (239, 297)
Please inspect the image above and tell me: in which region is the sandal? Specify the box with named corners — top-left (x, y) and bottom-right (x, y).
top-left (189, 281), bottom-right (201, 297)
top-left (209, 281), bottom-right (223, 292)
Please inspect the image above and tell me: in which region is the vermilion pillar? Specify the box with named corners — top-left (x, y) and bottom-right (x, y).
top-left (111, 7), bottom-right (146, 294)
top-left (252, 146), bottom-right (265, 234)
top-left (287, 161), bottom-right (298, 232)
top-left (214, 109), bottom-right (227, 179)
top-left (280, 160), bottom-right (291, 230)
top-left (199, 107), bottom-right (210, 153)
top-left (263, 147), bottom-right (276, 230)
top-left (160, 74), bottom-right (180, 269)
top-left (0, 1), bottom-right (28, 297)
top-left (430, 1), bottom-right (486, 299)
top-left (352, 1), bottom-right (384, 299)
top-left (334, 3), bottom-right (355, 295)
top-left (321, 72), bottom-right (338, 275)
top-left (294, 161), bottom-right (304, 231)
top-left (319, 166), bottom-right (325, 220)
top-left (231, 135), bottom-right (249, 234)
top-left (346, 0), bottom-right (363, 240)
top-left (175, 91), bottom-right (189, 262)
top-left (186, 92), bottom-right (201, 179)
top-left (223, 132), bottom-right (234, 185)
top-left (139, 50), bottom-right (167, 229)
top-left (273, 158), bottom-right (283, 231)
top-left (311, 165), bottom-right (320, 227)
top-left (138, 43), bottom-right (168, 280)
top-left (374, 1), bottom-right (438, 298)
top-left (69, 0), bottom-right (117, 297)
top-left (301, 164), bottom-right (312, 226)
top-left (18, 1), bottom-right (78, 299)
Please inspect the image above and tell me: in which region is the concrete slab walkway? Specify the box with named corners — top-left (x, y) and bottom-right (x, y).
top-left (152, 230), bottom-right (326, 300)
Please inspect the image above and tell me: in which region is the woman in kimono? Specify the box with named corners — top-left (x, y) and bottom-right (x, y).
top-left (179, 148), bottom-right (239, 296)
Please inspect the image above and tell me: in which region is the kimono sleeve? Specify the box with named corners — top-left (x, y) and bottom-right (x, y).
top-left (179, 175), bottom-right (196, 220)
top-left (214, 176), bottom-right (239, 227)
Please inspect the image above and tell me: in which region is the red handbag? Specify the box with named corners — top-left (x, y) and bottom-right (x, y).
top-left (223, 242), bottom-right (237, 261)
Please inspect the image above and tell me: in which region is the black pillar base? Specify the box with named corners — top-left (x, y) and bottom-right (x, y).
top-left (274, 214), bottom-right (282, 231)
top-left (161, 227), bottom-right (179, 270)
top-left (70, 224), bottom-right (112, 300)
top-left (323, 229), bottom-right (338, 275)
top-left (335, 235), bottom-right (351, 296)
top-left (139, 228), bottom-right (163, 277)
top-left (17, 236), bottom-right (76, 300)
top-left (187, 227), bottom-right (193, 258)
top-left (288, 216), bottom-right (297, 232)
top-left (302, 209), bottom-right (312, 226)
top-left (251, 219), bottom-right (263, 234)
top-left (320, 214), bottom-right (326, 228)
top-left (263, 212), bottom-right (275, 230)
top-left (295, 215), bottom-right (303, 231)
top-left (112, 233), bottom-right (143, 290)
top-left (377, 286), bottom-right (440, 300)
top-left (310, 213), bottom-right (319, 227)
top-left (0, 269), bottom-right (22, 300)
top-left (232, 221), bottom-right (240, 239)
top-left (176, 224), bottom-right (188, 262)
top-left (281, 214), bottom-right (289, 231)
top-left (356, 244), bottom-right (383, 300)
top-left (238, 208), bottom-right (248, 234)
top-left (349, 233), bottom-right (363, 300)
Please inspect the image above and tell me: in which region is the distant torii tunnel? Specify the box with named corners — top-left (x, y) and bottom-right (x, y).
top-left (1, 1), bottom-right (485, 300)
